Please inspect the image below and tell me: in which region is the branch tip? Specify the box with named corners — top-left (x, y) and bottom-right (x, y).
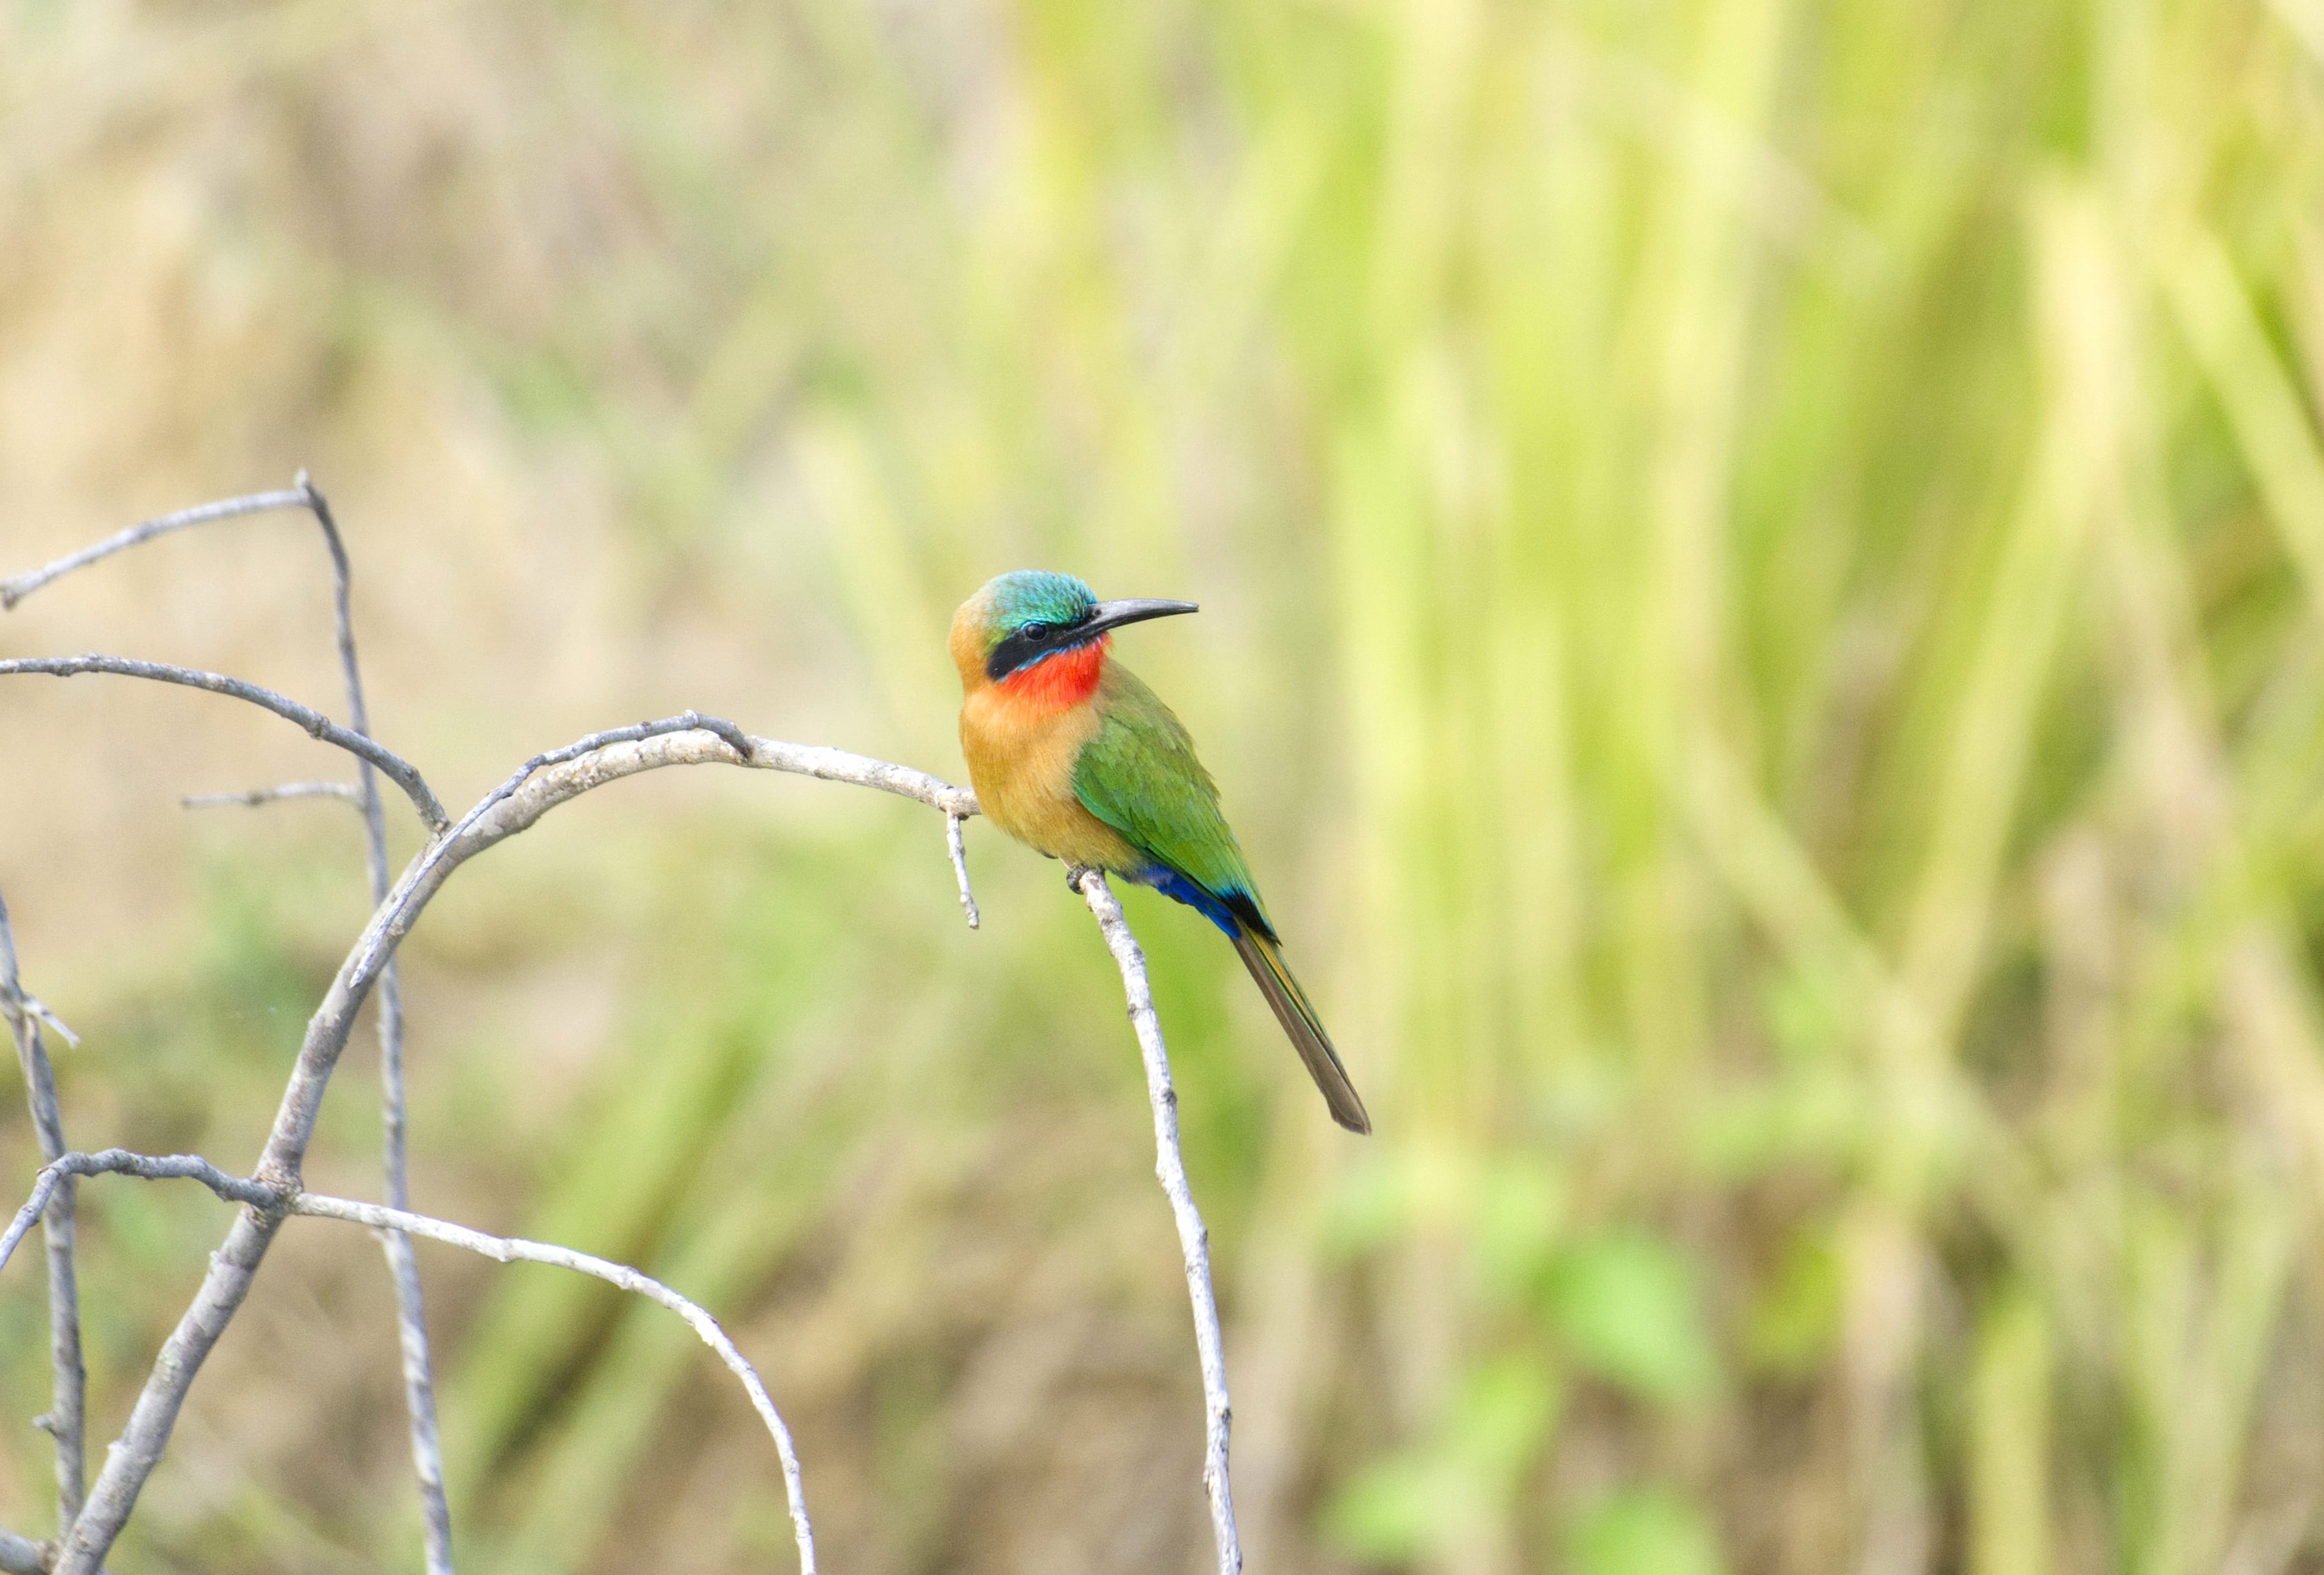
top-left (947, 814), bottom-right (981, 929)
top-left (181, 782), bottom-right (366, 811)
top-left (0, 655), bottom-right (446, 831)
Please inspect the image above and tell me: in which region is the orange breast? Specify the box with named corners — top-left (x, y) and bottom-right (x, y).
top-left (959, 646), bottom-right (1140, 870)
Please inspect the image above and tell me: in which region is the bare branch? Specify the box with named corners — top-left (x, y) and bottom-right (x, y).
top-left (0, 892), bottom-right (85, 1534)
top-left (947, 812), bottom-right (980, 929)
top-left (181, 782), bottom-right (365, 809)
top-left (0, 1527), bottom-right (46, 1574)
top-left (745, 736), bottom-right (977, 816)
top-left (0, 911), bottom-right (77, 1054)
top-left (52, 715), bottom-right (973, 1574)
top-left (0, 489), bottom-right (310, 610)
top-left (295, 473), bottom-right (455, 1575)
top-left (17, 998), bottom-right (76, 1052)
top-left (0, 1151), bottom-right (280, 1277)
top-left (0, 657), bottom-right (447, 832)
top-left (1070, 870), bottom-right (1240, 1575)
top-left (289, 1194), bottom-right (817, 1574)
top-left (4, 477), bottom-right (459, 1568)
top-left (0, 1145), bottom-right (815, 1573)
top-left (8, 488), bottom-right (1015, 1573)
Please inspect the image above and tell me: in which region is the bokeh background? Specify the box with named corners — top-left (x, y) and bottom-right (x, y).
top-left (4, 1), bottom-right (2324, 1571)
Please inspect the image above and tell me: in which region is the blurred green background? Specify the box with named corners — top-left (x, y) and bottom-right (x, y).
top-left (5, 0), bottom-right (2324, 1571)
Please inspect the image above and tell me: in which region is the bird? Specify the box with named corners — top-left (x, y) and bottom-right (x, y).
top-left (950, 569), bottom-right (1369, 1134)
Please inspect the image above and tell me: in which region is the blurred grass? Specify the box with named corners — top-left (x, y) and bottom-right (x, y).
top-left (5, 0), bottom-right (2324, 1571)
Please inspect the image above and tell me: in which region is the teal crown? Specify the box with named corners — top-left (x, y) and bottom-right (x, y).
top-left (977, 570), bottom-right (1098, 643)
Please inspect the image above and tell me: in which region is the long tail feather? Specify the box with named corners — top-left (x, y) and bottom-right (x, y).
top-left (1230, 926), bottom-right (1369, 1134)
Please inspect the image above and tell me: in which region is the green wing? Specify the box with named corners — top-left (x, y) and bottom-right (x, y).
top-left (1072, 665), bottom-right (1272, 934)
top-left (1077, 666), bottom-right (1367, 1132)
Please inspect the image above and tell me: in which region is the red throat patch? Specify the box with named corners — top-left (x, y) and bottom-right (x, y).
top-left (996, 636), bottom-right (1109, 710)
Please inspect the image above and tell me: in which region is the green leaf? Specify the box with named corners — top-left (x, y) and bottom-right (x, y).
top-left (1446, 1354), bottom-right (1560, 1482)
top-left (1320, 1149), bottom-right (1412, 1257)
top-left (1325, 1355), bottom-right (1559, 1561)
top-left (1687, 1066), bottom-right (1859, 1178)
top-left (1746, 1227), bottom-right (1843, 1374)
top-left (1473, 1157), bottom-right (1567, 1299)
top-left (1567, 1488), bottom-right (1728, 1575)
top-left (1327, 1450), bottom-right (1471, 1561)
top-left (1542, 1229), bottom-right (1719, 1404)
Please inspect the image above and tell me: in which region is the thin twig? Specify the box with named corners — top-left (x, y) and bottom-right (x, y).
top-left (947, 812), bottom-right (980, 929)
top-left (0, 490), bottom-right (1106, 1575)
top-left (51, 716), bottom-right (972, 1574)
top-left (3, 479), bottom-right (459, 1566)
top-left (0, 657), bottom-right (446, 831)
top-left (0, 1147), bottom-right (816, 1573)
top-left (0, 893), bottom-right (77, 1049)
top-left (0, 892), bottom-right (85, 1536)
top-left (0, 1151), bottom-right (281, 1277)
top-left (182, 782), bottom-right (365, 809)
top-left (298, 474), bottom-right (455, 1575)
top-left (1070, 870), bottom-right (1241, 1575)
top-left (0, 489), bottom-right (309, 610)
top-left (0, 916), bottom-right (76, 1054)
top-left (289, 1195), bottom-right (817, 1574)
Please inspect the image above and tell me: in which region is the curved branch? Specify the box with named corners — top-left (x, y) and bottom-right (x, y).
top-left (0, 1151), bottom-right (815, 1574)
top-left (4, 474), bottom-right (459, 1569)
top-left (0, 1151), bottom-right (279, 1277)
top-left (5, 492), bottom-right (987, 1573)
top-left (294, 473), bottom-right (456, 1575)
top-left (0, 657), bottom-right (447, 832)
top-left (52, 715), bottom-right (974, 1574)
top-left (0, 490), bottom-right (311, 610)
top-left (289, 1195), bottom-right (815, 1574)
top-left (1071, 870), bottom-right (1240, 1575)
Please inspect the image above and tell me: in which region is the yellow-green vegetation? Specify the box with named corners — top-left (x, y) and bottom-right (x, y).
top-left (4, 1), bottom-right (2323, 1571)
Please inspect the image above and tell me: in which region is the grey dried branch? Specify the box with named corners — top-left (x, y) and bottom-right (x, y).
top-left (288, 1194), bottom-right (816, 1575)
top-left (15, 996), bottom-right (77, 1051)
top-left (0, 1142), bottom-right (815, 1574)
top-left (0, 912), bottom-right (77, 1053)
top-left (0, 489), bottom-right (309, 610)
top-left (4, 477), bottom-right (458, 1570)
top-left (181, 782), bottom-right (365, 808)
top-left (947, 812), bottom-right (981, 928)
top-left (1071, 870), bottom-right (1241, 1575)
top-left (7, 614), bottom-right (1253, 1575)
top-left (51, 715), bottom-right (974, 1574)
top-left (296, 473), bottom-right (454, 1575)
top-left (0, 1526), bottom-right (45, 1574)
top-left (0, 892), bottom-right (85, 1535)
top-left (11, 508), bottom-right (1249, 1575)
top-left (0, 1151), bottom-right (280, 1277)
top-left (0, 657), bottom-right (447, 831)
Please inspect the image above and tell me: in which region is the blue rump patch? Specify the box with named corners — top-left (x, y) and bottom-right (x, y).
top-left (1134, 865), bottom-right (1242, 936)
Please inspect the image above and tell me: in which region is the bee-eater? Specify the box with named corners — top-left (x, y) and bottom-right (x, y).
top-left (951, 570), bottom-right (1369, 1134)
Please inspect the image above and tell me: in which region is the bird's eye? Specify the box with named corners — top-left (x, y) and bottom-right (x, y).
top-left (1022, 621), bottom-right (1053, 641)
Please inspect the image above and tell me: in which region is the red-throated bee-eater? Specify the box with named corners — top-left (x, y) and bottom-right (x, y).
top-left (950, 569), bottom-right (1369, 1133)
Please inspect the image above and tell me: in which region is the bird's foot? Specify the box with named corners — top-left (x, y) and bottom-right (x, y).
top-left (1065, 864), bottom-right (1095, 895)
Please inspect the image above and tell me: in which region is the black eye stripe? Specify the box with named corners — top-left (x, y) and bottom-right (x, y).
top-left (986, 608), bottom-right (1096, 682)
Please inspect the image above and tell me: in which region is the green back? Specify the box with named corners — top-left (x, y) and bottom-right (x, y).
top-left (1072, 665), bottom-right (1269, 929)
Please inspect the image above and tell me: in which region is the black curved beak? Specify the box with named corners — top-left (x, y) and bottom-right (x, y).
top-left (1086, 598), bottom-right (1199, 636)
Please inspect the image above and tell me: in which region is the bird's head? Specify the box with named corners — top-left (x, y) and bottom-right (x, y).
top-left (949, 570), bottom-right (1197, 700)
